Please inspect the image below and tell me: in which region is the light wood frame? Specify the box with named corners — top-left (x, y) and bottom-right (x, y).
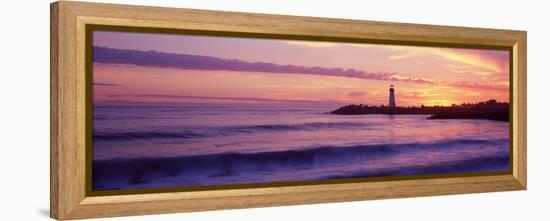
top-left (50, 1), bottom-right (527, 220)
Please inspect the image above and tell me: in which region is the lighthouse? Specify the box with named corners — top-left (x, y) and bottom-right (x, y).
top-left (389, 85), bottom-right (396, 109)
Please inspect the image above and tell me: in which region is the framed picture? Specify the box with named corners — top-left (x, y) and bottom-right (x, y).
top-left (50, 1), bottom-right (527, 220)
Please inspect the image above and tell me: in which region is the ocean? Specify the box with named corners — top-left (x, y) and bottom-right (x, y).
top-left (92, 104), bottom-right (510, 191)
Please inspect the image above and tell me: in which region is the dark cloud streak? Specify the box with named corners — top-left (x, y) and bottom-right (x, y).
top-left (93, 82), bottom-right (120, 86)
top-left (93, 46), bottom-right (394, 81)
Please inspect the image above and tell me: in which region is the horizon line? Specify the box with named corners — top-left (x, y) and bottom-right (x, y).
top-left (94, 94), bottom-right (508, 108)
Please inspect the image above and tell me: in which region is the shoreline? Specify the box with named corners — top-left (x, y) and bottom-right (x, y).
top-left (330, 101), bottom-right (509, 122)
top-left (331, 112), bottom-right (508, 122)
top-left (427, 112), bottom-right (508, 122)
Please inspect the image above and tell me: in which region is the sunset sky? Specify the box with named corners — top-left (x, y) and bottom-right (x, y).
top-left (92, 31), bottom-right (509, 107)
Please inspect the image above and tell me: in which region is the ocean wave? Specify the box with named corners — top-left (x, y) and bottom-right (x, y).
top-left (321, 155), bottom-right (509, 180)
top-left (92, 138), bottom-right (509, 190)
top-left (93, 121), bottom-right (371, 141)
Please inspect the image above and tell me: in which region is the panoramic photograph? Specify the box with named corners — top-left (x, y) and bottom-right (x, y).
top-left (91, 30), bottom-right (510, 191)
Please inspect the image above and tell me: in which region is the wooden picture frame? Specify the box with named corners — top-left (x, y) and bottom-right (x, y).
top-left (50, 1), bottom-right (527, 220)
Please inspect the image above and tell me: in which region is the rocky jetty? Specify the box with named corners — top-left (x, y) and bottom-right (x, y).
top-left (330, 99), bottom-right (509, 122)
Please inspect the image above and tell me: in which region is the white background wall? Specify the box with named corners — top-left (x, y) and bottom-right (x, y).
top-left (0, 0), bottom-right (548, 220)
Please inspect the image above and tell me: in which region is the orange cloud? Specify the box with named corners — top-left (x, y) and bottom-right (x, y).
top-left (433, 48), bottom-right (508, 76)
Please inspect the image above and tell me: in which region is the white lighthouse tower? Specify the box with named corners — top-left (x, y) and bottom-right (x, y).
top-left (389, 85), bottom-right (396, 109)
